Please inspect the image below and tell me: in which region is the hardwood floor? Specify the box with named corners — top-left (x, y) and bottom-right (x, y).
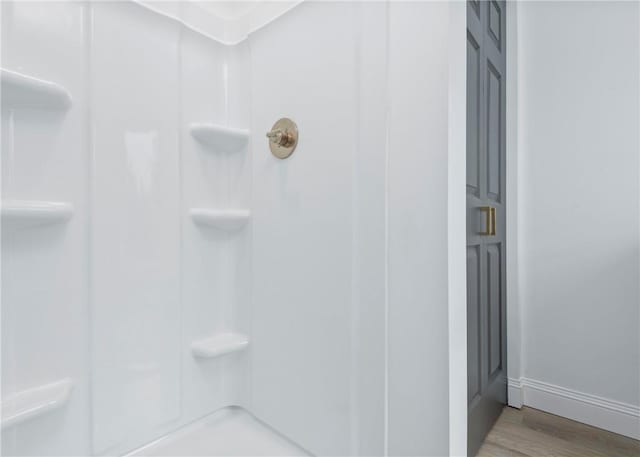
top-left (478, 407), bottom-right (640, 457)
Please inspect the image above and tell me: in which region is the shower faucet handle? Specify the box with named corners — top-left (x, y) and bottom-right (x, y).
top-left (266, 128), bottom-right (282, 143)
top-left (266, 128), bottom-right (294, 147)
top-left (266, 118), bottom-right (299, 159)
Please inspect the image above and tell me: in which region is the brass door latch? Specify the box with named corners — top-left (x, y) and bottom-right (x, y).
top-left (479, 206), bottom-right (497, 236)
top-left (266, 118), bottom-right (298, 159)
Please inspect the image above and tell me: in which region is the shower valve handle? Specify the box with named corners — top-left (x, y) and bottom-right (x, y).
top-left (266, 118), bottom-right (299, 160)
top-left (266, 128), bottom-right (295, 147)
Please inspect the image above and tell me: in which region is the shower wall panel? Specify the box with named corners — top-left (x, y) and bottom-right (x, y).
top-left (180, 30), bottom-right (251, 421)
top-left (90, 3), bottom-right (252, 455)
top-left (2, 1), bottom-right (252, 455)
top-left (249, 2), bottom-right (387, 455)
top-left (90, 3), bottom-right (182, 454)
top-left (1, 2), bottom-right (91, 455)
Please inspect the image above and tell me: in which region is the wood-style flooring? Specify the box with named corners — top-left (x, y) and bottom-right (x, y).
top-left (478, 406), bottom-right (640, 457)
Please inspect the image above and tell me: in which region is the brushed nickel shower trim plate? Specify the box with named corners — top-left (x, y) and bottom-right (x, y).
top-left (266, 118), bottom-right (298, 159)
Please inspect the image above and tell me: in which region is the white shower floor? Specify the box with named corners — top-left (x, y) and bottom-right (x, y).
top-left (127, 407), bottom-right (309, 456)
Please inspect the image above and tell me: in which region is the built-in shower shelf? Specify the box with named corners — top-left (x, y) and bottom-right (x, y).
top-left (1, 378), bottom-right (74, 429)
top-left (2, 200), bottom-right (74, 229)
top-left (1, 68), bottom-right (72, 110)
top-left (190, 123), bottom-right (249, 152)
top-left (190, 208), bottom-right (250, 231)
top-left (191, 333), bottom-right (250, 359)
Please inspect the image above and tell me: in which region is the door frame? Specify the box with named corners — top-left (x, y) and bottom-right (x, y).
top-left (447, 1), bottom-right (521, 454)
top-left (504, 0), bottom-right (522, 410)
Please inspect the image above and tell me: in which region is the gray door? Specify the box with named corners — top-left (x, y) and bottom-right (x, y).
top-left (466, 0), bottom-right (507, 455)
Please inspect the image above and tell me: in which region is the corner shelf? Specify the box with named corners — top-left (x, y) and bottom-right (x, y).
top-left (189, 123), bottom-right (249, 152)
top-left (1, 378), bottom-right (74, 429)
top-left (190, 208), bottom-right (250, 231)
top-left (1, 68), bottom-right (72, 110)
top-left (2, 200), bottom-right (74, 230)
top-left (191, 333), bottom-right (250, 359)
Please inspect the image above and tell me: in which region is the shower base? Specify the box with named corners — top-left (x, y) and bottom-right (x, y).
top-left (127, 407), bottom-right (308, 456)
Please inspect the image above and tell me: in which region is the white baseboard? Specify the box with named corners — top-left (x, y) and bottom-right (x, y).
top-left (508, 377), bottom-right (640, 440)
top-left (507, 378), bottom-right (523, 408)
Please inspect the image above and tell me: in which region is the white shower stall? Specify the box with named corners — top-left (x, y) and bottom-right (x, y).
top-left (1, 1), bottom-right (459, 455)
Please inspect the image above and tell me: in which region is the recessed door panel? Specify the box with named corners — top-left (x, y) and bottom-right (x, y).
top-left (467, 33), bottom-right (481, 196)
top-left (470, 0), bottom-right (480, 18)
top-left (467, 245), bottom-right (481, 403)
top-left (487, 243), bottom-right (502, 378)
top-left (488, 1), bottom-right (502, 50)
top-left (486, 62), bottom-right (502, 202)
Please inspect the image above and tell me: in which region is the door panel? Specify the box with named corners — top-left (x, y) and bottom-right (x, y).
top-left (467, 245), bottom-right (481, 402)
top-left (467, 33), bottom-right (481, 195)
top-left (467, 1), bottom-right (507, 455)
top-left (488, 0), bottom-right (502, 50)
top-left (486, 62), bottom-right (502, 202)
top-left (487, 243), bottom-right (502, 377)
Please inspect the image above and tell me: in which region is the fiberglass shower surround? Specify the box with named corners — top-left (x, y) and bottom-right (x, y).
top-left (1, 1), bottom-right (455, 456)
top-left (2, 2), bottom-right (253, 454)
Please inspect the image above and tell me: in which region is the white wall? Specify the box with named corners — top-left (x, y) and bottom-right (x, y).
top-left (447, 1), bottom-right (468, 454)
top-left (387, 2), bottom-right (451, 455)
top-left (516, 0), bottom-right (640, 438)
